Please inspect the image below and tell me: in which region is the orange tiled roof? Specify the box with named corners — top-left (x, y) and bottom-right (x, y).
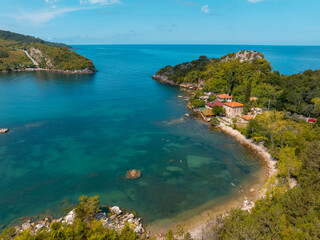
top-left (242, 116), bottom-right (253, 121)
top-left (216, 93), bottom-right (232, 99)
top-left (223, 102), bottom-right (244, 108)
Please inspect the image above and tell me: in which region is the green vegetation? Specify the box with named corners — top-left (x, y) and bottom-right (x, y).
top-left (156, 51), bottom-right (320, 117)
top-left (0, 195), bottom-right (142, 240)
top-left (202, 112), bottom-right (320, 239)
top-left (0, 30), bottom-right (96, 72)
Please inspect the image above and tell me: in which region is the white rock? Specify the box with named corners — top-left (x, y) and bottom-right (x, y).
top-left (110, 206), bottom-right (122, 215)
top-left (64, 210), bottom-right (76, 225)
top-left (35, 224), bottom-right (44, 231)
top-left (21, 223), bottom-right (31, 231)
top-left (127, 213), bottom-right (135, 219)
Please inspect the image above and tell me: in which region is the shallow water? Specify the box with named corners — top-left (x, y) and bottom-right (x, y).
top-left (0, 45), bottom-right (319, 227)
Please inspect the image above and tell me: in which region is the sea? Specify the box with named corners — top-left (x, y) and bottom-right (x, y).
top-left (0, 45), bottom-right (319, 229)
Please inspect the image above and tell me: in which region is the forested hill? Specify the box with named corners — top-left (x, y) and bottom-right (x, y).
top-left (153, 50), bottom-right (320, 117)
top-left (0, 30), bottom-right (96, 73)
top-left (0, 30), bottom-right (70, 48)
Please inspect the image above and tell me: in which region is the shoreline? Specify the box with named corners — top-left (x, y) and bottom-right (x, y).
top-left (152, 76), bottom-right (278, 239)
top-left (146, 122), bottom-right (276, 239)
top-left (0, 67), bottom-right (97, 75)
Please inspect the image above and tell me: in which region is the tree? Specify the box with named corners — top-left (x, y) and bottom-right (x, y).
top-left (75, 195), bottom-right (100, 225)
top-left (278, 146), bottom-right (301, 179)
top-left (212, 105), bottom-right (225, 115)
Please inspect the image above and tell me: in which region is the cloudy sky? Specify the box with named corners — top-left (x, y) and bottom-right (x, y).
top-left (0, 0), bottom-right (319, 45)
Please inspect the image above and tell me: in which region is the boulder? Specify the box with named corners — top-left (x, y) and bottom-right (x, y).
top-left (21, 222), bottom-right (31, 231)
top-left (110, 206), bottom-right (122, 215)
top-left (64, 210), bottom-right (76, 225)
top-left (0, 128), bottom-right (9, 134)
top-left (126, 169), bottom-right (141, 179)
top-left (127, 213), bottom-right (135, 220)
top-left (35, 224), bottom-right (44, 231)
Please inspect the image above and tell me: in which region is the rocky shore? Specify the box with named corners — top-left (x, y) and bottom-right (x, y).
top-left (12, 205), bottom-right (146, 237)
top-left (152, 74), bottom-right (200, 89)
top-left (1, 67), bottom-right (97, 74)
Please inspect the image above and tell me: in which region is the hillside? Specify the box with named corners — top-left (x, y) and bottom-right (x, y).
top-left (0, 30), bottom-right (96, 74)
top-left (153, 50), bottom-right (320, 117)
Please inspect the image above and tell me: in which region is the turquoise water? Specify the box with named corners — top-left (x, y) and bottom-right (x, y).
top-left (0, 45), bottom-right (319, 228)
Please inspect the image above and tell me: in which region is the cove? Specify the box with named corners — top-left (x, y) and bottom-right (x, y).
top-left (0, 45), bottom-right (319, 228)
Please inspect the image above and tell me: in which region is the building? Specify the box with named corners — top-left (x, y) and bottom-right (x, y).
top-left (242, 116), bottom-right (253, 122)
top-left (200, 108), bottom-right (215, 121)
top-left (216, 94), bottom-right (233, 102)
top-left (223, 102), bottom-right (244, 118)
top-left (205, 101), bottom-right (224, 109)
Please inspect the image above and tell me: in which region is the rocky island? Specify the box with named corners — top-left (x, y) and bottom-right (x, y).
top-left (0, 30), bottom-right (97, 74)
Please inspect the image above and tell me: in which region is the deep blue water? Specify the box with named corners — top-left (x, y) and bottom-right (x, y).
top-left (0, 45), bottom-right (319, 228)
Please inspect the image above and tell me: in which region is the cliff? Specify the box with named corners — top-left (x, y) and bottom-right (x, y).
top-left (0, 30), bottom-right (97, 74)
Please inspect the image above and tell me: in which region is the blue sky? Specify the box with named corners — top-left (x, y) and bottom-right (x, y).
top-left (0, 0), bottom-right (319, 45)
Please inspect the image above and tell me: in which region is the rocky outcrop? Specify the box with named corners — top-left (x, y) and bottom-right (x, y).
top-left (0, 128), bottom-right (9, 134)
top-left (13, 206), bottom-right (146, 237)
top-left (221, 50), bottom-right (264, 63)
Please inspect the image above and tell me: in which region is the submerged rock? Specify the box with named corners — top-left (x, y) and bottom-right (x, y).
top-left (126, 169), bottom-right (141, 179)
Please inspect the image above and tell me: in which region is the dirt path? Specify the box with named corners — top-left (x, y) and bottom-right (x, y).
top-left (22, 50), bottom-right (39, 66)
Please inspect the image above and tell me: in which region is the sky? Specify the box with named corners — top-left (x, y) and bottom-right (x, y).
top-left (0, 0), bottom-right (319, 45)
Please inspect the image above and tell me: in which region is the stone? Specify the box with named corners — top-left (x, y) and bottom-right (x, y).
top-left (64, 210), bottom-right (76, 225)
top-left (127, 213), bottom-right (135, 220)
top-left (126, 169), bottom-right (141, 179)
top-left (185, 113), bottom-right (190, 117)
top-left (35, 224), bottom-right (44, 231)
top-left (95, 212), bottom-right (106, 220)
top-left (249, 188), bottom-right (255, 193)
top-left (21, 222), bottom-right (31, 231)
top-left (110, 206), bottom-right (122, 215)
top-left (0, 128), bottom-right (9, 134)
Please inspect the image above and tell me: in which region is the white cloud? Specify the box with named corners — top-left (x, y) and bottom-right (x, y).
top-left (80, 0), bottom-right (120, 5)
top-left (10, 7), bottom-right (82, 26)
top-left (201, 5), bottom-right (210, 13)
top-left (45, 0), bottom-right (59, 3)
top-left (248, 0), bottom-right (264, 3)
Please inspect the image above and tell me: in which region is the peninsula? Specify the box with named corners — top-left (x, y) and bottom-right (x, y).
top-left (152, 51), bottom-right (320, 239)
top-left (0, 30), bottom-right (96, 74)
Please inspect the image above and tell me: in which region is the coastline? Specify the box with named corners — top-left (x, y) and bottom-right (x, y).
top-left (0, 67), bottom-right (97, 74)
top-left (151, 75), bottom-right (278, 239)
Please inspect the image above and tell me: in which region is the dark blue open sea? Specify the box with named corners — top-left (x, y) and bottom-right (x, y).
top-left (0, 45), bottom-right (319, 228)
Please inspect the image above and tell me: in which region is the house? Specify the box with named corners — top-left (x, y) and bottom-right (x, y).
top-left (242, 116), bottom-right (253, 122)
top-left (200, 108), bottom-right (215, 121)
top-left (223, 102), bottom-right (244, 118)
top-left (216, 94), bottom-right (233, 102)
top-left (205, 101), bottom-right (224, 109)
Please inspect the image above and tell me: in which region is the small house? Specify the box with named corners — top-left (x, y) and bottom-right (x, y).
top-left (200, 108), bottom-right (215, 121)
top-left (216, 94), bottom-right (233, 102)
top-left (242, 116), bottom-right (253, 122)
top-left (223, 102), bottom-right (244, 118)
top-left (205, 101), bottom-right (224, 109)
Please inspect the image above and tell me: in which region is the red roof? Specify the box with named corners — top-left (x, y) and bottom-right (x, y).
top-left (223, 102), bottom-right (244, 108)
top-left (242, 116), bottom-right (253, 121)
top-left (206, 101), bottom-right (224, 108)
top-left (216, 94), bottom-right (232, 99)
top-left (308, 118), bottom-right (316, 122)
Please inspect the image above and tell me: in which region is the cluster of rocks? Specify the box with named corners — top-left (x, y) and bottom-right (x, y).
top-left (14, 206), bottom-right (146, 237)
top-left (98, 206), bottom-right (146, 234)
